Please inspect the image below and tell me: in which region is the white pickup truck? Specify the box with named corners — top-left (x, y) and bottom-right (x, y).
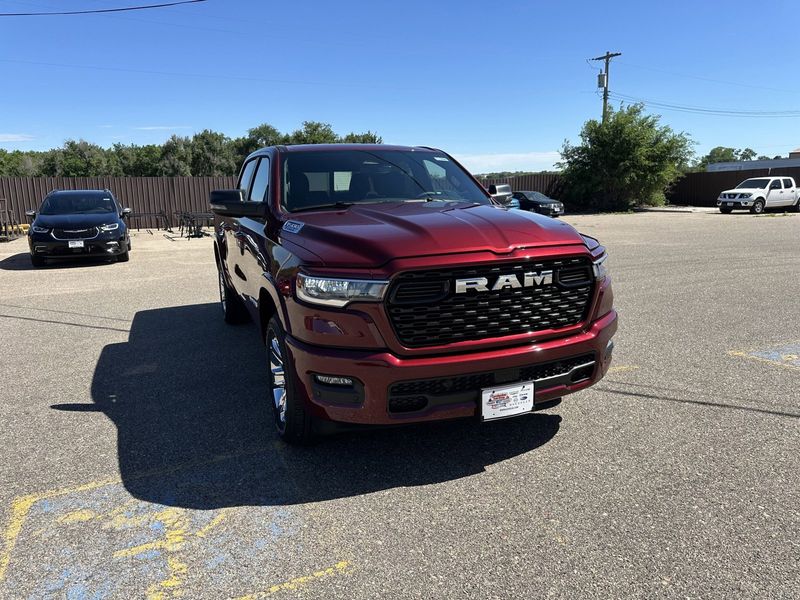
top-left (717, 176), bottom-right (800, 214)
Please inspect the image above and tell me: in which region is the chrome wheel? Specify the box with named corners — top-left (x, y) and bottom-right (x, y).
top-left (268, 333), bottom-right (287, 427)
top-left (218, 270), bottom-right (227, 314)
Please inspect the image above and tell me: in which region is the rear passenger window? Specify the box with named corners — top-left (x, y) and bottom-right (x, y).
top-left (783, 179), bottom-right (793, 189)
top-left (249, 158), bottom-right (270, 202)
top-left (238, 159), bottom-right (258, 195)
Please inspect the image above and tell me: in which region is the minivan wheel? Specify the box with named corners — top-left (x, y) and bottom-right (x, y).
top-left (750, 199), bottom-right (765, 214)
top-left (218, 268), bottom-right (248, 324)
top-left (117, 249), bottom-right (130, 262)
top-left (266, 316), bottom-right (314, 444)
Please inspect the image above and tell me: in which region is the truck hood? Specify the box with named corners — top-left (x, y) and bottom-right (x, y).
top-left (721, 188), bottom-right (762, 195)
top-left (280, 201), bottom-right (586, 268)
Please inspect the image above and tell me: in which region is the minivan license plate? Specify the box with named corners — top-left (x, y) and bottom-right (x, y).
top-left (68, 240), bottom-right (84, 248)
top-left (481, 381), bottom-right (534, 421)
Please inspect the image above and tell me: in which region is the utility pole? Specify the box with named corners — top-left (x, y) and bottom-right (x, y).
top-left (592, 51), bottom-right (622, 123)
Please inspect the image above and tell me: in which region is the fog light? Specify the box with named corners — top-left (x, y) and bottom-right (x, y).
top-left (314, 374), bottom-right (354, 386)
top-left (34, 246), bottom-right (46, 253)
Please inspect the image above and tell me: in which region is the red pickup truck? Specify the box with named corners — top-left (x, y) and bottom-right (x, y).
top-left (210, 144), bottom-right (617, 443)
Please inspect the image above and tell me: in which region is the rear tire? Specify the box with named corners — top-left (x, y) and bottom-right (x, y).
top-left (791, 199), bottom-right (800, 213)
top-left (30, 254), bottom-right (45, 268)
top-left (750, 199), bottom-right (765, 214)
top-left (266, 316), bottom-right (314, 445)
top-left (719, 207), bottom-right (732, 214)
top-left (218, 267), bottom-right (249, 324)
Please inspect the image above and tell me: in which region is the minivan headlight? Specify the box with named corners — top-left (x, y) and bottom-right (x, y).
top-left (296, 273), bottom-right (389, 307)
top-left (593, 254), bottom-right (610, 280)
top-left (31, 225), bottom-right (50, 234)
top-left (99, 223), bottom-right (119, 231)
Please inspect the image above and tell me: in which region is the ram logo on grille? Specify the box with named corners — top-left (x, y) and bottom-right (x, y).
top-left (455, 270), bottom-right (553, 293)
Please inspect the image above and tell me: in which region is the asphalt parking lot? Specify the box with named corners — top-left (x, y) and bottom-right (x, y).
top-left (0, 212), bottom-right (798, 599)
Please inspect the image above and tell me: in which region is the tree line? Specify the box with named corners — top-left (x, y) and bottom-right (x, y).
top-left (0, 121), bottom-right (381, 178)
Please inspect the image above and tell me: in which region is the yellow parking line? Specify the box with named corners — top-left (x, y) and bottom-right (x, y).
top-left (231, 561), bottom-right (352, 600)
top-left (607, 365), bottom-right (639, 374)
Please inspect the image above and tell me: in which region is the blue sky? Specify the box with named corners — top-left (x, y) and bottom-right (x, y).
top-left (1, 0), bottom-right (798, 173)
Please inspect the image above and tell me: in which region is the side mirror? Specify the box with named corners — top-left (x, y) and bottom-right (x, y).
top-left (121, 207), bottom-right (132, 218)
top-left (25, 210), bottom-right (36, 219)
top-left (488, 183), bottom-right (513, 205)
top-left (209, 189), bottom-right (269, 218)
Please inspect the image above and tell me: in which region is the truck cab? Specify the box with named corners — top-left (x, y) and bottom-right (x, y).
top-left (210, 144), bottom-right (617, 443)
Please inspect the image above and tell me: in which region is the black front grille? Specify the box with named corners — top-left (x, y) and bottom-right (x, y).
top-left (52, 227), bottom-right (98, 240)
top-left (386, 257), bottom-right (594, 347)
top-left (388, 353), bottom-right (596, 413)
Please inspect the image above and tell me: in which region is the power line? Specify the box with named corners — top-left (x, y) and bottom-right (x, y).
top-left (0, 0), bottom-right (206, 17)
top-left (616, 60), bottom-right (796, 95)
top-left (608, 91), bottom-right (800, 118)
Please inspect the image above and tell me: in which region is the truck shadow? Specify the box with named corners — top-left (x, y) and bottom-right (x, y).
top-left (69, 303), bottom-right (560, 509)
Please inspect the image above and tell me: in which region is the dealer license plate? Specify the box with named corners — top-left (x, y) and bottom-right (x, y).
top-left (725, 203), bottom-right (733, 207)
top-left (481, 381), bottom-right (534, 421)
top-left (68, 240), bottom-right (84, 248)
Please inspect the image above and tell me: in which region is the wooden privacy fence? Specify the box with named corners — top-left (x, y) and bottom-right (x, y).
top-left (0, 177), bottom-right (236, 229)
top-left (477, 173), bottom-right (562, 197)
top-left (3, 168), bottom-right (797, 220)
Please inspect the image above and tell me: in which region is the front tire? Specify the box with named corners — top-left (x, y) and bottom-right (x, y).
top-left (117, 249), bottom-right (130, 262)
top-left (750, 199), bottom-right (765, 214)
top-left (719, 207), bottom-right (732, 214)
top-left (266, 316), bottom-right (314, 444)
top-left (791, 199), bottom-right (800, 213)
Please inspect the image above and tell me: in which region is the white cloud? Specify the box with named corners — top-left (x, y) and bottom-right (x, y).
top-left (0, 133), bottom-right (34, 143)
top-left (453, 151), bottom-right (561, 174)
top-left (133, 125), bottom-right (191, 131)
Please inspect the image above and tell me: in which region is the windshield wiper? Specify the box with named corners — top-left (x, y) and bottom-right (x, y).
top-left (290, 201), bottom-right (356, 213)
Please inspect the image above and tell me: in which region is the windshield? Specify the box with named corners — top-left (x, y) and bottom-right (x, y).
top-left (280, 149), bottom-right (489, 212)
top-left (527, 191), bottom-right (550, 202)
top-left (40, 193), bottom-right (117, 215)
top-left (736, 179), bottom-right (770, 189)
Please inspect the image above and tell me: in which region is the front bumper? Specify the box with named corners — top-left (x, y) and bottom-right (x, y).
top-left (285, 309), bottom-right (618, 425)
top-left (28, 236), bottom-right (128, 258)
top-left (717, 198), bottom-right (752, 208)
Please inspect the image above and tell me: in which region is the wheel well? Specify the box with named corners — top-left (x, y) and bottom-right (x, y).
top-left (259, 288), bottom-right (278, 343)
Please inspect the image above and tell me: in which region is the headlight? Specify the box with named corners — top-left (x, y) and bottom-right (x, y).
top-left (593, 254), bottom-right (609, 280)
top-left (739, 193), bottom-right (752, 199)
top-left (99, 223), bottom-right (119, 231)
top-left (31, 225), bottom-right (49, 234)
top-left (296, 273), bottom-right (389, 307)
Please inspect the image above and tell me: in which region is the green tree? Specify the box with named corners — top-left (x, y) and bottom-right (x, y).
top-left (190, 130), bottom-right (237, 176)
top-left (159, 135), bottom-right (194, 176)
top-left (47, 140), bottom-right (110, 177)
top-left (341, 130), bottom-right (383, 144)
top-left (232, 123), bottom-right (284, 165)
top-left (738, 147), bottom-right (757, 161)
top-left (286, 121), bottom-right (339, 145)
top-left (558, 104), bottom-right (693, 211)
top-left (0, 150), bottom-right (41, 176)
top-left (695, 146), bottom-right (758, 170)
